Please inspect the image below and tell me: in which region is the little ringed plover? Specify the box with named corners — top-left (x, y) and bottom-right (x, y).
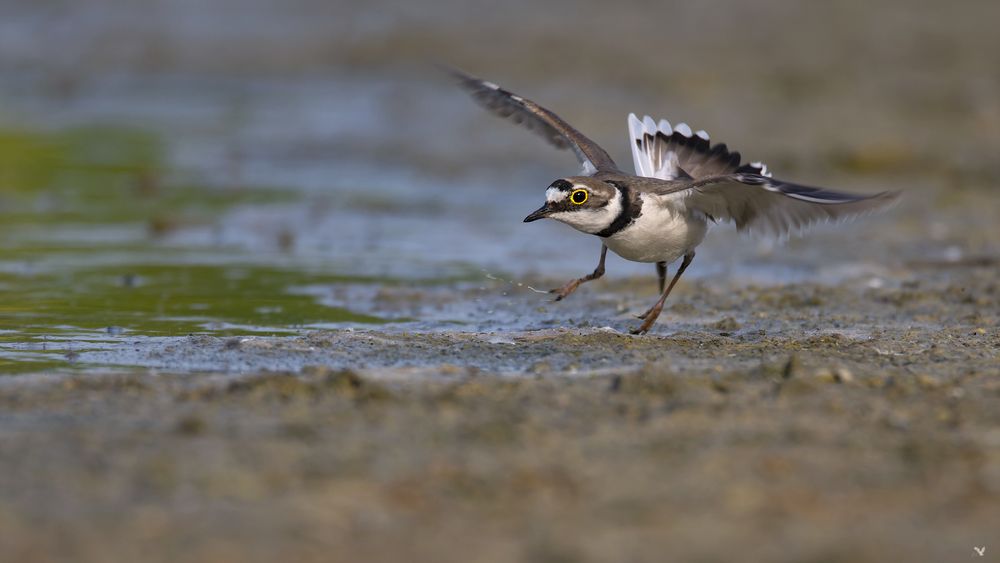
top-left (448, 68), bottom-right (899, 334)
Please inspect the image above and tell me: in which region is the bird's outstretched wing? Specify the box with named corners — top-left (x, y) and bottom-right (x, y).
top-left (628, 114), bottom-right (900, 235)
top-left (447, 67), bottom-right (619, 175)
top-left (651, 173), bottom-right (899, 236)
top-left (628, 113), bottom-right (771, 181)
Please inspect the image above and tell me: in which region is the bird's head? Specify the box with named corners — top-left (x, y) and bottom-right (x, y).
top-left (523, 177), bottom-right (622, 235)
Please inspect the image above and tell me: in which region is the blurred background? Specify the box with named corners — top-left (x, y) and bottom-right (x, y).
top-left (1, 3), bottom-right (999, 562)
top-left (0, 0), bottom-right (998, 370)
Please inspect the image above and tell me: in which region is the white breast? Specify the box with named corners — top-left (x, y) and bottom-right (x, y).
top-left (603, 194), bottom-right (707, 263)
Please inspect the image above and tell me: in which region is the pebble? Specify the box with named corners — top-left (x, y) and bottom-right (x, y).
top-left (833, 367), bottom-right (854, 383)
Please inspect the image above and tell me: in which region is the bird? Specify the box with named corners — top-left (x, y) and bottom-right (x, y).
top-left (447, 67), bottom-right (899, 334)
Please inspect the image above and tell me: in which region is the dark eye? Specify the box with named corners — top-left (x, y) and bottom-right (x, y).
top-left (570, 189), bottom-right (588, 205)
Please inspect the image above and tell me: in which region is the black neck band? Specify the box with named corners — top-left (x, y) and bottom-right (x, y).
top-left (595, 181), bottom-right (639, 238)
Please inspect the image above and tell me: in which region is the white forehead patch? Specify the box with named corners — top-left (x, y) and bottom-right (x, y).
top-left (545, 187), bottom-right (568, 203)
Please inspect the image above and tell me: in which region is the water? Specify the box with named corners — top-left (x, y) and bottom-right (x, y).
top-left (0, 70), bottom-right (966, 373)
top-left (1, 0), bottom-right (997, 374)
top-left (0, 74), bottom-right (570, 372)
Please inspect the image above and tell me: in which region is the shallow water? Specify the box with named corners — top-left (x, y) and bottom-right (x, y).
top-left (1, 56), bottom-right (996, 375)
top-left (0, 72), bottom-right (880, 373)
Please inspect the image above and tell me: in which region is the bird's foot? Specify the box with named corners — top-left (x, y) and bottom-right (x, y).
top-left (549, 279), bottom-right (581, 302)
top-left (629, 318), bottom-right (657, 335)
top-left (636, 306), bottom-right (656, 320)
top-left (631, 304), bottom-right (664, 333)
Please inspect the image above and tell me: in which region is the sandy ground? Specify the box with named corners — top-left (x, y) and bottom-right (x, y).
top-left (1, 264), bottom-right (998, 563)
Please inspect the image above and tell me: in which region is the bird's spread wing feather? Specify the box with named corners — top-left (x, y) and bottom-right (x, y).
top-left (659, 173), bottom-right (899, 236)
top-left (628, 114), bottom-right (898, 235)
top-left (627, 113), bottom-right (771, 180)
top-left (448, 67), bottom-right (619, 175)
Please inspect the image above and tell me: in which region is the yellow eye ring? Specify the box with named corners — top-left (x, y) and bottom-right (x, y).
top-left (570, 189), bottom-right (588, 205)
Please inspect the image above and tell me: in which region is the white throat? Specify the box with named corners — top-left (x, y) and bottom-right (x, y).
top-left (549, 187), bottom-right (622, 235)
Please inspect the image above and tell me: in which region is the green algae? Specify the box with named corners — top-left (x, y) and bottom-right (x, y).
top-left (0, 124), bottom-right (396, 373)
top-left (0, 264), bottom-right (387, 335)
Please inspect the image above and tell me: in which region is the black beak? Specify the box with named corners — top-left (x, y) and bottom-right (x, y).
top-left (523, 203), bottom-right (553, 223)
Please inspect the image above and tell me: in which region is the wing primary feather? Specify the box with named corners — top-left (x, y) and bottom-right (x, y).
top-left (677, 173), bottom-right (900, 237)
top-left (628, 113), bottom-right (648, 176)
top-left (445, 66), bottom-right (619, 174)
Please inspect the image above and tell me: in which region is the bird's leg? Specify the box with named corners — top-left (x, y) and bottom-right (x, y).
top-left (550, 244), bottom-right (608, 302)
top-left (631, 252), bottom-right (695, 335)
top-left (638, 261), bottom-right (668, 318)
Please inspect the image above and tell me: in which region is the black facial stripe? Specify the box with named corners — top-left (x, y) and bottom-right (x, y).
top-left (549, 179), bottom-right (573, 191)
top-left (595, 181), bottom-right (642, 238)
